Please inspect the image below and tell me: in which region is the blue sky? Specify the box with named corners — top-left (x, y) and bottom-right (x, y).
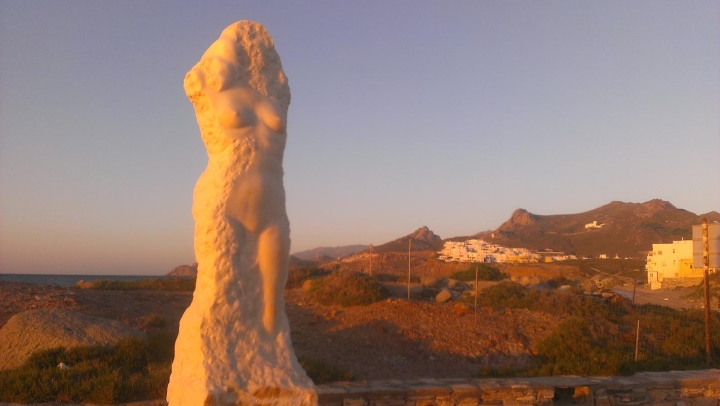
top-left (1, 1), bottom-right (718, 275)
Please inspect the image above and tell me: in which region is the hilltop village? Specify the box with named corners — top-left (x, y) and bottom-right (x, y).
top-left (438, 239), bottom-right (576, 263)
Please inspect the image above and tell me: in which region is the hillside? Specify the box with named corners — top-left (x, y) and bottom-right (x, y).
top-left (476, 199), bottom-right (718, 258)
top-left (166, 263), bottom-right (198, 277)
top-left (369, 226), bottom-right (443, 254)
top-left (292, 245), bottom-right (369, 261)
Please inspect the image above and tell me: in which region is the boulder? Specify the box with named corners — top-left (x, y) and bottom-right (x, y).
top-left (0, 309), bottom-right (145, 370)
top-left (436, 288), bottom-right (452, 303)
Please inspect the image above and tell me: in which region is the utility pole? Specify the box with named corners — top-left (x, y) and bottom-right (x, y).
top-left (702, 218), bottom-right (712, 365)
top-left (634, 320), bottom-right (640, 362)
top-left (369, 244), bottom-right (373, 277)
top-left (408, 239), bottom-right (412, 300)
top-left (474, 265), bottom-right (479, 326)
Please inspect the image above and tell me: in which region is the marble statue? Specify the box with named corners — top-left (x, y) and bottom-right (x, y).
top-left (167, 21), bottom-right (317, 406)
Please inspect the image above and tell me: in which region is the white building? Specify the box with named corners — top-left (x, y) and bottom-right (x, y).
top-left (585, 221), bottom-right (604, 229)
top-left (439, 239), bottom-right (542, 264)
top-left (646, 240), bottom-right (700, 289)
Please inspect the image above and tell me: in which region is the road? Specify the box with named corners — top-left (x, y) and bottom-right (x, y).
top-left (613, 284), bottom-right (704, 310)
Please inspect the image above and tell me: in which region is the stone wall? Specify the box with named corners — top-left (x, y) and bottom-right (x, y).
top-left (660, 278), bottom-right (703, 290)
top-left (3, 370), bottom-right (719, 406)
top-left (315, 369), bottom-right (720, 406)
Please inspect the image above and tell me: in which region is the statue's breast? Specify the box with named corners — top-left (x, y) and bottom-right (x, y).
top-left (218, 103), bottom-right (256, 129)
top-left (213, 88), bottom-right (286, 134)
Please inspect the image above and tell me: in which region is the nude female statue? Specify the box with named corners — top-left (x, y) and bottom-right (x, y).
top-left (167, 21), bottom-right (315, 406)
top-left (185, 24), bottom-right (291, 335)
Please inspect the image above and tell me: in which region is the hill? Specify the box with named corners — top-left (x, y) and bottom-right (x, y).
top-left (370, 226), bottom-right (443, 254)
top-left (476, 199), bottom-right (718, 258)
top-left (292, 245), bottom-right (369, 261)
top-left (166, 263), bottom-right (198, 277)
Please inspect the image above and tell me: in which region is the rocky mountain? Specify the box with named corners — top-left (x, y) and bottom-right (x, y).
top-left (475, 199), bottom-right (718, 258)
top-left (371, 226), bottom-right (443, 254)
top-left (292, 245), bottom-right (369, 261)
top-left (166, 263), bottom-right (198, 277)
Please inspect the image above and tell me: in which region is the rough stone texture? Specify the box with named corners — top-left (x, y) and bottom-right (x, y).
top-left (0, 309), bottom-right (144, 370)
top-left (166, 20), bottom-right (316, 406)
top-left (436, 288), bottom-right (452, 303)
top-left (9, 370), bottom-right (720, 405)
top-left (311, 370), bottom-right (720, 406)
top-left (660, 278), bottom-right (703, 290)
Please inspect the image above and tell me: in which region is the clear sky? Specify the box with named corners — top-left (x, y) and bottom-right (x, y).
top-left (1, 1), bottom-right (718, 275)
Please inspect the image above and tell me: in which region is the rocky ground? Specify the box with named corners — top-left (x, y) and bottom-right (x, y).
top-left (0, 273), bottom-right (702, 381)
top-left (0, 281), bottom-right (560, 380)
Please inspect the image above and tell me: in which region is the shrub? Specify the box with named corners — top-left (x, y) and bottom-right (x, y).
top-left (0, 331), bottom-right (175, 403)
top-left (77, 278), bottom-right (195, 291)
top-left (286, 267), bottom-right (329, 289)
top-left (449, 264), bottom-right (508, 282)
top-left (307, 272), bottom-right (389, 307)
top-left (142, 313), bottom-right (166, 329)
top-left (546, 275), bottom-right (572, 289)
top-left (473, 286), bottom-right (720, 377)
top-left (374, 273), bottom-right (399, 283)
top-left (531, 317), bottom-right (633, 376)
top-left (298, 357), bottom-right (354, 384)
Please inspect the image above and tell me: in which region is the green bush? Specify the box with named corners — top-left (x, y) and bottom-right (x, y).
top-left (79, 278), bottom-right (195, 291)
top-left (471, 284), bottom-right (720, 377)
top-left (298, 357), bottom-right (354, 384)
top-left (531, 317), bottom-right (633, 376)
top-left (546, 275), bottom-right (572, 289)
top-left (0, 332), bottom-right (175, 403)
top-left (142, 313), bottom-right (166, 329)
top-left (374, 273), bottom-right (399, 283)
top-left (466, 282), bottom-right (629, 322)
top-left (307, 272), bottom-right (389, 307)
top-left (449, 264), bottom-right (508, 282)
top-left (286, 267), bottom-right (329, 289)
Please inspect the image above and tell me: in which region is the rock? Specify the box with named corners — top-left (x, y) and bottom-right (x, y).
top-left (166, 263), bottom-right (198, 277)
top-left (436, 288), bottom-right (452, 303)
top-left (600, 278), bottom-right (616, 289)
top-left (447, 279), bottom-right (460, 289)
top-left (167, 21), bottom-right (315, 406)
top-left (0, 309), bottom-right (145, 370)
top-left (302, 279), bottom-right (314, 292)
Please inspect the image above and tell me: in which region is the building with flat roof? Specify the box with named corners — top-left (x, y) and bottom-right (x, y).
top-left (646, 240), bottom-right (701, 289)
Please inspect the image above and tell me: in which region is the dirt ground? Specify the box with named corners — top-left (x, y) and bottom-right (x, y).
top-left (613, 284), bottom-right (705, 310)
top-left (0, 281), bottom-right (560, 380)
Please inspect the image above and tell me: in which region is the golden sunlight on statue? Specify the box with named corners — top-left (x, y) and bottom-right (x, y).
top-left (167, 21), bottom-right (316, 406)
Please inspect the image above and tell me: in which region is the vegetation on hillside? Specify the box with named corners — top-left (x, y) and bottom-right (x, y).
top-left (298, 357), bottom-right (354, 384)
top-left (306, 271), bottom-right (389, 307)
top-left (561, 258), bottom-right (646, 279)
top-left (474, 282), bottom-right (720, 377)
top-left (449, 264), bottom-right (509, 282)
top-left (77, 278), bottom-right (195, 292)
top-left (286, 267), bottom-right (329, 289)
top-left (0, 332), bottom-right (174, 404)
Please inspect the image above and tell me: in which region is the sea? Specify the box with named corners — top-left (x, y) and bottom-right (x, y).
top-left (0, 274), bottom-right (170, 287)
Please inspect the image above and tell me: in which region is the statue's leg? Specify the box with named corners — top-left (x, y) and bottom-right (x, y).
top-left (257, 223), bottom-right (289, 334)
